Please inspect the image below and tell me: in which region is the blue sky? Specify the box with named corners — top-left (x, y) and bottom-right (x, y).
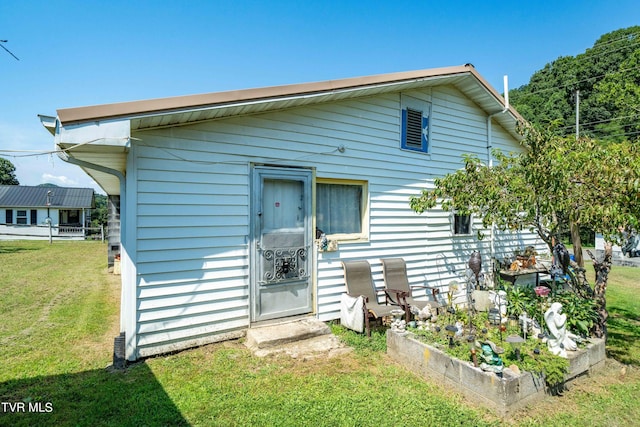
top-left (1, 0), bottom-right (638, 194)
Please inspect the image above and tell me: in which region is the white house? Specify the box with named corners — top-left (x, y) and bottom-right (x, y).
top-left (42, 64), bottom-right (547, 362)
top-left (0, 185), bottom-right (94, 240)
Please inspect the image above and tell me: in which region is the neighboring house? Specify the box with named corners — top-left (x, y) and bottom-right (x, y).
top-left (0, 185), bottom-right (94, 240)
top-left (41, 64), bottom-right (547, 362)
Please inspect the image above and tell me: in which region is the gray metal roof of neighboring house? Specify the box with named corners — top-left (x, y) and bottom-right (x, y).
top-left (0, 185), bottom-right (94, 208)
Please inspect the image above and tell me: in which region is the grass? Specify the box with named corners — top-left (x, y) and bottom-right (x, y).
top-left (0, 240), bottom-right (639, 426)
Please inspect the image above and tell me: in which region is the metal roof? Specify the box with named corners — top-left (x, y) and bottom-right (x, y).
top-left (51, 64), bottom-right (524, 196)
top-left (56, 64), bottom-right (523, 136)
top-left (0, 185), bottom-right (94, 208)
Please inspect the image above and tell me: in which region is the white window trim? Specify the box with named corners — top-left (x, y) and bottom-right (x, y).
top-left (316, 178), bottom-right (369, 242)
top-left (16, 210), bottom-right (28, 225)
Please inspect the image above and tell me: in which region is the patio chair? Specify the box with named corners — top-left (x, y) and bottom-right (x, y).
top-left (341, 260), bottom-right (401, 336)
top-left (380, 257), bottom-right (443, 321)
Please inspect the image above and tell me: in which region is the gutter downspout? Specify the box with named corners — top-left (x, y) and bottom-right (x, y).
top-left (486, 75), bottom-right (510, 274)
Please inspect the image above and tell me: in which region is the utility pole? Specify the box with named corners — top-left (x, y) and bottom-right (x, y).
top-left (575, 89), bottom-right (580, 140)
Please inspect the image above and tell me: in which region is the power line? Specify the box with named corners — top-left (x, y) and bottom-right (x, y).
top-left (558, 112), bottom-right (640, 130)
top-left (574, 39), bottom-right (640, 65)
top-left (0, 40), bottom-right (19, 61)
top-left (583, 30), bottom-right (640, 51)
top-left (593, 129), bottom-right (640, 141)
top-left (513, 64), bottom-right (640, 97)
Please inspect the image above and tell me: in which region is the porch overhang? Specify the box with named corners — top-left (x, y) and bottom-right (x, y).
top-left (39, 115), bottom-right (129, 195)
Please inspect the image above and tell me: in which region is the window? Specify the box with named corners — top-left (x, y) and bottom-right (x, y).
top-left (401, 95), bottom-right (430, 153)
top-left (316, 180), bottom-right (368, 240)
top-left (453, 212), bottom-right (472, 235)
top-left (16, 210), bottom-right (27, 225)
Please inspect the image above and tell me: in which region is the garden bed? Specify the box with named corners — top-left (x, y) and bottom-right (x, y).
top-left (386, 330), bottom-right (605, 417)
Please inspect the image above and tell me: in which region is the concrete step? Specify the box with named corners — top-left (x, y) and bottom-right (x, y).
top-left (245, 317), bottom-right (331, 350)
top-left (252, 334), bottom-right (352, 359)
top-left (244, 317), bottom-right (352, 359)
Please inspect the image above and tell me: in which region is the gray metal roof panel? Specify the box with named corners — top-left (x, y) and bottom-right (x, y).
top-left (0, 186), bottom-right (94, 208)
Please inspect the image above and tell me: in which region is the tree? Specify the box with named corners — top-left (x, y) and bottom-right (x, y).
top-left (91, 194), bottom-right (108, 228)
top-left (510, 26), bottom-right (640, 142)
top-left (409, 123), bottom-right (640, 338)
top-left (508, 26), bottom-right (640, 248)
top-left (0, 158), bottom-right (19, 185)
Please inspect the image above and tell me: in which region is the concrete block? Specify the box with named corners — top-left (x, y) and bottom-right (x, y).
top-left (567, 347), bottom-right (590, 379)
top-left (387, 330), bottom-right (606, 418)
top-left (587, 338), bottom-right (606, 365)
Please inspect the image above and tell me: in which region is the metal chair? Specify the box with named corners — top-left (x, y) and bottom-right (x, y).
top-left (342, 260), bottom-right (400, 336)
top-left (380, 257), bottom-right (442, 320)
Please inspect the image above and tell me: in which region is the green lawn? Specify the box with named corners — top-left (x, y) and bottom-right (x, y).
top-left (0, 241), bottom-right (638, 426)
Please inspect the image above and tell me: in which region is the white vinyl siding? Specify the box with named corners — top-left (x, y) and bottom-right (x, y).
top-left (127, 85), bottom-right (544, 357)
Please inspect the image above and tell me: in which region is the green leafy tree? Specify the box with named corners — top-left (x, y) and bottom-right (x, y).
top-left (510, 26), bottom-right (640, 141)
top-left (91, 194), bottom-right (108, 228)
top-left (0, 158), bottom-right (19, 185)
top-left (409, 123), bottom-right (640, 338)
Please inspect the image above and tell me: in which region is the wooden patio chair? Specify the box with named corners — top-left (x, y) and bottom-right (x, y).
top-left (341, 260), bottom-right (401, 336)
top-left (380, 257), bottom-right (442, 321)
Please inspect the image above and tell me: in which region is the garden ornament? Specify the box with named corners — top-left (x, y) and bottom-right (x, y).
top-left (414, 305), bottom-right (433, 322)
top-left (488, 290), bottom-right (508, 323)
top-left (320, 233), bottom-right (328, 251)
top-left (544, 302), bottom-right (578, 358)
top-left (529, 318), bottom-right (543, 339)
top-left (477, 340), bottom-right (504, 374)
top-left (390, 309), bottom-right (406, 333)
top-left (455, 320), bottom-right (464, 337)
top-left (518, 311), bottom-right (532, 340)
top-left (468, 251), bottom-right (482, 290)
top-left (551, 242), bottom-right (571, 278)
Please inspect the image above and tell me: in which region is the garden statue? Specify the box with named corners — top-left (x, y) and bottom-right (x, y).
top-left (455, 320), bottom-right (464, 337)
top-left (551, 242), bottom-right (571, 279)
top-left (529, 318), bottom-right (543, 339)
top-left (488, 290), bottom-right (508, 323)
top-left (468, 251), bottom-right (482, 290)
top-left (390, 309), bottom-right (406, 333)
top-left (519, 311), bottom-right (534, 340)
top-left (544, 302), bottom-right (578, 357)
top-left (411, 305), bottom-right (437, 330)
top-left (477, 340), bottom-right (504, 374)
